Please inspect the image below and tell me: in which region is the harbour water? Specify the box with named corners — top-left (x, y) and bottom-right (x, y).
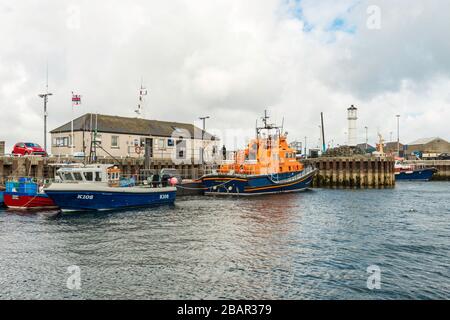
top-left (0, 182), bottom-right (449, 300)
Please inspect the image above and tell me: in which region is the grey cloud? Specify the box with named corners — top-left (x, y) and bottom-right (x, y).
top-left (0, 0), bottom-right (449, 152)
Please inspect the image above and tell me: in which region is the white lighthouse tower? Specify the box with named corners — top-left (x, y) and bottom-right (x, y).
top-left (347, 105), bottom-right (358, 146)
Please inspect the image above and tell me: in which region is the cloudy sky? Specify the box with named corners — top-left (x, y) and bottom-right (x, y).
top-left (1, 0), bottom-right (449, 152)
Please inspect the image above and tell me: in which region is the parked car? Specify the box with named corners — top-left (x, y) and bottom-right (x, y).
top-left (12, 142), bottom-right (47, 157)
top-left (437, 153), bottom-right (450, 160)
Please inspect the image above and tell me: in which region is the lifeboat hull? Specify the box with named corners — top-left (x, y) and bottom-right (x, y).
top-left (201, 169), bottom-right (316, 196)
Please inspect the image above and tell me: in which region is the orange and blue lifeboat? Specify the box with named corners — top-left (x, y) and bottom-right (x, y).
top-left (201, 115), bottom-right (317, 195)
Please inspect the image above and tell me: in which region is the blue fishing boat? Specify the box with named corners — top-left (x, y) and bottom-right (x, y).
top-left (44, 164), bottom-right (176, 211)
top-left (395, 160), bottom-right (437, 181)
top-left (200, 111), bottom-right (317, 195)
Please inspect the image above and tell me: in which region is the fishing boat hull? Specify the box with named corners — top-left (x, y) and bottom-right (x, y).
top-left (395, 168), bottom-right (436, 181)
top-left (3, 192), bottom-right (58, 210)
top-left (45, 184), bottom-right (176, 211)
top-left (202, 169), bottom-right (317, 196)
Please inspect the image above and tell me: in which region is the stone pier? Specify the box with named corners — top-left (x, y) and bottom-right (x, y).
top-left (303, 157), bottom-right (396, 188)
top-left (0, 156), bottom-right (207, 184)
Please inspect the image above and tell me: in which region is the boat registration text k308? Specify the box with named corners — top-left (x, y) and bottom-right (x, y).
top-left (77, 194), bottom-right (94, 200)
top-left (76, 194), bottom-right (170, 200)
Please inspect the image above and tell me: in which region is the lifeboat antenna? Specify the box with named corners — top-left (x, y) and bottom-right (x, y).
top-left (262, 109), bottom-right (269, 128)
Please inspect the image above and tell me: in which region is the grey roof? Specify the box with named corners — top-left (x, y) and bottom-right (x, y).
top-left (347, 105), bottom-right (357, 110)
top-left (51, 113), bottom-right (217, 140)
top-left (356, 143), bottom-right (375, 149)
top-left (407, 137), bottom-right (446, 145)
top-left (356, 143), bottom-right (376, 151)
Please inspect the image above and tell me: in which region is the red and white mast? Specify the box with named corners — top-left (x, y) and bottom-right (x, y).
top-left (135, 78), bottom-right (148, 118)
top-left (71, 92), bottom-right (81, 156)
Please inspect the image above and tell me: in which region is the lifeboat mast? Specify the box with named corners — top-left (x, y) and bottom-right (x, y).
top-left (256, 110), bottom-right (282, 139)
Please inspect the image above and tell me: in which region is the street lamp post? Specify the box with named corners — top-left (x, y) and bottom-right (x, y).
top-left (38, 92), bottom-right (53, 154)
top-left (199, 116), bottom-right (210, 164)
top-left (304, 136), bottom-right (307, 157)
top-left (396, 115), bottom-right (401, 156)
top-left (365, 126), bottom-right (368, 152)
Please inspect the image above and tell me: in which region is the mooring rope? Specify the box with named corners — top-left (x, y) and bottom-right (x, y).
top-left (267, 167), bottom-right (315, 185)
top-left (18, 194), bottom-right (39, 208)
top-left (175, 184), bottom-right (208, 191)
top-left (176, 177), bottom-right (240, 191)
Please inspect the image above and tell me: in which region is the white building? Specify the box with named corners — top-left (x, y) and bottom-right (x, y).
top-left (50, 113), bottom-right (221, 164)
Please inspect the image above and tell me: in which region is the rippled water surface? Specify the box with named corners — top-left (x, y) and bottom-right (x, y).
top-left (0, 182), bottom-right (449, 299)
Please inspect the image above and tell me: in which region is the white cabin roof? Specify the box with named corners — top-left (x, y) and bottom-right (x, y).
top-left (57, 164), bottom-right (114, 173)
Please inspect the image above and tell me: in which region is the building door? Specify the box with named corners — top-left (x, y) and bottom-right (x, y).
top-left (176, 139), bottom-right (186, 161)
top-left (145, 138), bottom-right (153, 158)
top-left (144, 138), bottom-right (153, 169)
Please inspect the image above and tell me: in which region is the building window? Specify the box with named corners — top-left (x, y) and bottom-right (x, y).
top-left (54, 137), bottom-right (70, 147)
top-left (158, 139), bottom-right (165, 148)
top-left (167, 139), bottom-right (174, 147)
top-left (111, 136), bottom-right (119, 148)
top-left (176, 139), bottom-right (186, 159)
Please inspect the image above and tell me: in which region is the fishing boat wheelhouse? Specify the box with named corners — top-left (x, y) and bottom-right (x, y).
top-left (201, 111), bottom-right (317, 195)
